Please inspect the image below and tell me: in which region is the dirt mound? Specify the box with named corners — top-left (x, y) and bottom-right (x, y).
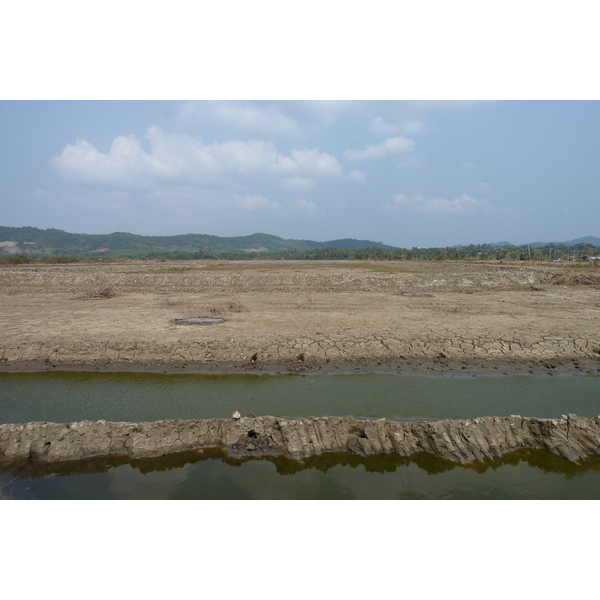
top-left (0, 261), bottom-right (557, 294)
top-left (552, 271), bottom-right (600, 287)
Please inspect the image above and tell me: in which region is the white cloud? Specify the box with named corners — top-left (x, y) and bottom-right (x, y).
top-left (479, 181), bottom-right (490, 191)
top-left (461, 162), bottom-right (475, 169)
top-left (383, 193), bottom-right (490, 215)
top-left (403, 120), bottom-right (425, 134)
top-left (179, 101), bottom-right (301, 136)
top-left (238, 194), bottom-right (280, 211)
top-left (344, 136), bottom-right (414, 161)
top-left (214, 103), bottom-right (300, 136)
top-left (369, 117), bottom-right (425, 136)
top-left (282, 176), bottom-right (314, 190)
top-left (348, 169), bottom-right (366, 183)
top-left (289, 147), bottom-right (342, 176)
top-left (369, 117), bottom-right (399, 135)
top-left (52, 136), bottom-right (155, 183)
top-left (292, 100), bottom-right (360, 125)
top-left (52, 127), bottom-right (343, 187)
top-left (293, 198), bottom-right (320, 216)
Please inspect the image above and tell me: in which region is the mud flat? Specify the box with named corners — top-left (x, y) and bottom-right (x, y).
top-left (2, 261), bottom-right (599, 477)
top-left (1, 260), bottom-right (599, 374)
top-left (1, 414), bottom-right (600, 467)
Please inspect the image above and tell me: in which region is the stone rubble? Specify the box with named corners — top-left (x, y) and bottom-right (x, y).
top-left (1, 414), bottom-right (599, 466)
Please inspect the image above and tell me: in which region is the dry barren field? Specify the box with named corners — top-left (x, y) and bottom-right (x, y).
top-left (1, 259), bottom-right (600, 374)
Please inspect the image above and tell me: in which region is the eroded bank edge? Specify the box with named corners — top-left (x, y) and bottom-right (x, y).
top-left (1, 356), bottom-right (600, 376)
top-left (2, 415), bottom-right (599, 469)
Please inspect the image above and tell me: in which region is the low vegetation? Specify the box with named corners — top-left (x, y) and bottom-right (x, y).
top-left (81, 284), bottom-right (117, 299)
top-left (0, 255), bottom-right (79, 264)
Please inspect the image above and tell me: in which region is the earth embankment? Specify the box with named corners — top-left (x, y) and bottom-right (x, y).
top-left (2, 414), bottom-right (599, 466)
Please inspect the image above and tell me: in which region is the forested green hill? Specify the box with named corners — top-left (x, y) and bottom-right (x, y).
top-left (0, 226), bottom-right (395, 256)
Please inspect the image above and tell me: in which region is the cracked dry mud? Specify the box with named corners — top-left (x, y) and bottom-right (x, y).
top-left (1, 259), bottom-right (599, 374)
top-left (2, 260), bottom-right (600, 466)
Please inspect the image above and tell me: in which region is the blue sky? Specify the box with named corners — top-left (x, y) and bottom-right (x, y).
top-left (1, 100), bottom-right (598, 247)
top-left (2, 3), bottom-right (598, 249)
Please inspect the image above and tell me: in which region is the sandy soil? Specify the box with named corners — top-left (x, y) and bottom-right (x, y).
top-left (1, 260), bottom-right (599, 375)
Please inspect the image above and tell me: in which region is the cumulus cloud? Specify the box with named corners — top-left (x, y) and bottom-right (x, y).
top-left (289, 147), bottom-right (342, 176)
top-left (52, 127), bottom-right (343, 187)
top-left (282, 176), bottom-right (314, 190)
top-left (238, 194), bottom-right (280, 211)
top-left (292, 100), bottom-right (360, 125)
top-left (369, 117), bottom-right (425, 135)
top-left (179, 101), bottom-right (301, 136)
top-left (478, 181), bottom-right (490, 191)
top-left (369, 117), bottom-right (399, 135)
top-left (293, 198), bottom-right (320, 216)
top-left (344, 136), bottom-right (414, 161)
top-left (213, 103), bottom-right (300, 136)
top-left (348, 169), bottom-right (366, 183)
top-left (53, 136), bottom-right (155, 184)
top-left (403, 120), bottom-right (425, 134)
top-left (383, 193), bottom-right (490, 215)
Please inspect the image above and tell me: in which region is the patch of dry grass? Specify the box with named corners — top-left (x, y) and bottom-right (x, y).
top-left (552, 272), bottom-right (600, 287)
top-left (226, 301), bottom-right (247, 313)
top-left (82, 284), bottom-right (117, 299)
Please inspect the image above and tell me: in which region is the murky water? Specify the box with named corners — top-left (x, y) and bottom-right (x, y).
top-left (2, 370), bottom-right (600, 424)
top-left (1, 371), bottom-right (600, 499)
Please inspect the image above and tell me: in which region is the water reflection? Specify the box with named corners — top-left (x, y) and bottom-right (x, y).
top-left (3, 448), bottom-right (600, 500)
top-left (3, 370), bottom-right (600, 499)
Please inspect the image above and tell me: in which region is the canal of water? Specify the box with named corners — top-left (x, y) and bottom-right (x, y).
top-left (1, 371), bottom-right (600, 499)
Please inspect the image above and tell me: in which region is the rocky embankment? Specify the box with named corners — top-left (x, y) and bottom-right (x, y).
top-left (1, 414), bottom-right (599, 466)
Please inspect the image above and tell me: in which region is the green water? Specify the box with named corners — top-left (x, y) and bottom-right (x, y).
top-left (4, 449), bottom-right (600, 500)
top-left (1, 370), bottom-right (600, 424)
top-left (1, 371), bottom-right (600, 499)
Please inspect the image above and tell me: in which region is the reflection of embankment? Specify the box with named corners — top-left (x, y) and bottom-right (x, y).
top-left (2, 415), bottom-right (600, 472)
top-left (4, 447), bottom-right (600, 482)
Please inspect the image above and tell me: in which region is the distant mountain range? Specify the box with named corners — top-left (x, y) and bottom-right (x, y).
top-left (527, 236), bottom-right (600, 248)
top-left (453, 236), bottom-right (600, 249)
top-left (0, 226), bottom-right (395, 256)
top-left (484, 236), bottom-right (600, 248)
top-left (0, 226), bottom-right (598, 256)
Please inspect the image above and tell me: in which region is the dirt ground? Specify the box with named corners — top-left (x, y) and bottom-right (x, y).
top-left (1, 259), bottom-right (599, 375)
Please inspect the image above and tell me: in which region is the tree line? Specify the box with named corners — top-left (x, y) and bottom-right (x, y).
top-left (2, 240), bottom-right (599, 264)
